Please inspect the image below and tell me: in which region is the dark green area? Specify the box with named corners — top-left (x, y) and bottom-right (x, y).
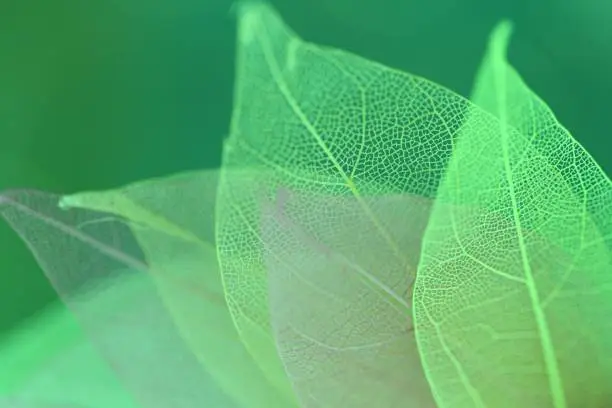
top-left (1, 0), bottom-right (610, 336)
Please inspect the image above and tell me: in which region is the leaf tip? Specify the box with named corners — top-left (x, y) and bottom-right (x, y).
top-left (58, 195), bottom-right (75, 210)
top-left (58, 193), bottom-right (91, 211)
top-left (233, 0), bottom-right (268, 45)
top-left (489, 19), bottom-right (515, 61)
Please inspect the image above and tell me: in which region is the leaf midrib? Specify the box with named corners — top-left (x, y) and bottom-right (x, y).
top-left (251, 13), bottom-right (409, 310)
top-left (492, 26), bottom-right (567, 408)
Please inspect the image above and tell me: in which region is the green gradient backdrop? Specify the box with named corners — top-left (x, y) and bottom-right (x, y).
top-left (1, 0), bottom-right (610, 337)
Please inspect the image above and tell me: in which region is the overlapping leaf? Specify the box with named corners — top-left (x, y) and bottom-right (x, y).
top-left (2, 3), bottom-right (610, 408)
top-left (217, 3), bottom-right (464, 404)
top-left (0, 170), bottom-right (289, 407)
top-left (260, 187), bottom-right (436, 407)
top-left (413, 22), bottom-right (612, 408)
top-left (220, 4), bottom-right (612, 407)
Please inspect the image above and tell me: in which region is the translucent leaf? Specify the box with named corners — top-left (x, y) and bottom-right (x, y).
top-left (5, 3), bottom-right (610, 407)
top-left (217, 2), bottom-right (462, 401)
top-left (260, 187), bottom-right (436, 407)
top-left (414, 22), bottom-right (612, 408)
top-left (0, 170), bottom-right (288, 407)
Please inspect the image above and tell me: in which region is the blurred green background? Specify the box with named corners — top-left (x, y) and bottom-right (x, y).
top-left (1, 0), bottom-right (610, 336)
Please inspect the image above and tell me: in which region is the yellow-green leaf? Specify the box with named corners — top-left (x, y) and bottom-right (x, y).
top-left (414, 21), bottom-right (612, 408)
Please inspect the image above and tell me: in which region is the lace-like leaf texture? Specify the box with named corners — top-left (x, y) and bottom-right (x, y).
top-left (414, 22), bottom-right (612, 408)
top-left (217, 3), bottom-right (461, 401)
top-left (0, 171), bottom-right (291, 408)
top-left (220, 3), bottom-right (611, 407)
top-left (1, 3), bottom-right (610, 408)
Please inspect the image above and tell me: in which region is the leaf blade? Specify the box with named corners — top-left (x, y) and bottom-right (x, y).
top-left (1, 170), bottom-right (290, 408)
top-left (414, 21), bottom-right (612, 408)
